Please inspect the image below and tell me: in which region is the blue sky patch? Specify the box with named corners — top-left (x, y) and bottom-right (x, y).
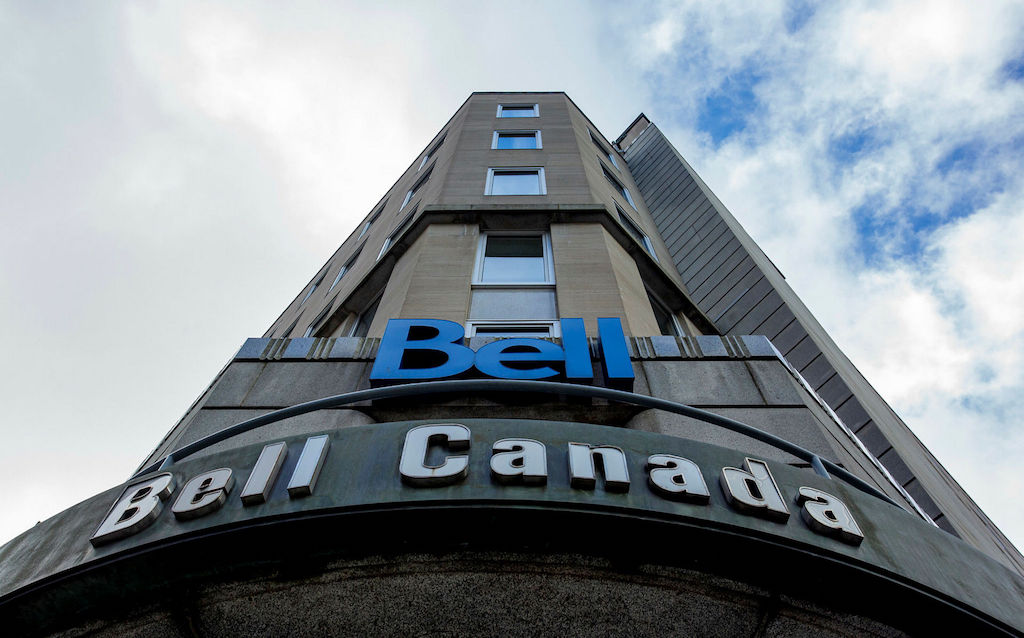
top-left (828, 125), bottom-right (887, 163)
top-left (999, 50), bottom-right (1024, 82)
top-left (783, 0), bottom-right (817, 33)
top-left (697, 67), bottom-right (762, 145)
top-left (936, 141), bottom-right (983, 174)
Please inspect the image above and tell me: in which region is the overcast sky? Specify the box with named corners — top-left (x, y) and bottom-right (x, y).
top-left (2, 1), bottom-right (1022, 553)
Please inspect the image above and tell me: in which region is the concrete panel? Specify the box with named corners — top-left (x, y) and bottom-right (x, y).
top-left (745, 360), bottom-right (804, 405)
top-left (205, 362), bottom-right (266, 407)
top-left (640, 360), bottom-right (764, 406)
top-left (241, 362), bottom-right (370, 407)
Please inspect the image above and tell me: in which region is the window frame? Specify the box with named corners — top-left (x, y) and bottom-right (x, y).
top-left (496, 103), bottom-right (539, 118)
top-left (491, 130), bottom-right (542, 150)
top-left (602, 163), bottom-right (636, 208)
top-left (348, 292), bottom-right (383, 338)
top-left (280, 316), bottom-right (300, 339)
top-left (419, 134), bottom-right (446, 170)
top-left (473, 231), bottom-right (555, 285)
top-left (401, 166), bottom-right (432, 211)
top-left (303, 296), bottom-right (337, 338)
top-left (466, 320), bottom-right (561, 338)
top-left (616, 206), bottom-right (658, 261)
top-left (300, 271), bottom-right (327, 305)
top-left (358, 201), bottom-right (387, 241)
top-left (328, 248), bottom-right (362, 293)
top-left (590, 131), bottom-right (618, 169)
top-left (377, 206), bottom-right (417, 260)
top-left (484, 167), bottom-right (547, 196)
top-left (647, 289), bottom-right (686, 337)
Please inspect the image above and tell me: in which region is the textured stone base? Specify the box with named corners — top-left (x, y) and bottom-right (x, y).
top-left (52, 552), bottom-right (905, 638)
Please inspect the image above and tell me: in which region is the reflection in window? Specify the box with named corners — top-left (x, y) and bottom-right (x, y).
top-left (358, 201), bottom-right (386, 240)
top-left (591, 131), bottom-right (618, 168)
top-left (470, 232), bottom-right (556, 338)
top-left (649, 291), bottom-right (684, 337)
top-left (304, 297), bottom-right (336, 338)
top-left (486, 168), bottom-right (546, 195)
top-left (419, 134), bottom-right (446, 170)
top-left (351, 296), bottom-right (381, 338)
top-left (401, 167), bottom-right (431, 211)
top-left (617, 206), bottom-right (657, 260)
top-left (480, 235), bottom-right (547, 283)
top-left (497, 104), bottom-right (539, 118)
top-left (328, 249), bottom-right (361, 293)
top-left (603, 165), bottom-right (635, 208)
top-left (493, 131), bottom-right (541, 149)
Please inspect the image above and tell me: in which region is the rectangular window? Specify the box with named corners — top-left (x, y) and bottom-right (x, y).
top-left (466, 321), bottom-right (560, 338)
top-left (591, 132), bottom-right (618, 168)
top-left (492, 130), bottom-right (541, 149)
top-left (485, 168), bottom-right (546, 196)
top-left (377, 207), bottom-right (416, 260)
top-left (617, 206), bottom-right (657, 260)
top-left (497, 104), bottom-right (539, 118)
top-left (419, 134), bottom-right (446, 170)
top-left (474, 233), bottom-right (554, 284)
top-left (303, 297), bottom-right (337, 338)
top-left (401, 167), bottom-right (432, 211)
top-left (603, 165), bottom-right (635, 208)
top-left (470, 231), bottom-right (557, 338)
top-left (358, 201), bottom-right (386, 240)
top-left (328, 249), bottom-right (362, 293)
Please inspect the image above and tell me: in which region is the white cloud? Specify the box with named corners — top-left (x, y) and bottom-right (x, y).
top-left (632, 0), bottom-right (1024, 551)
top-left (1, 0), bottom-right (1022, 566)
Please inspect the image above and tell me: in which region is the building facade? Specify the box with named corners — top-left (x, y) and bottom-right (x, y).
top-left (1, 93), bottom-right (1022, 636)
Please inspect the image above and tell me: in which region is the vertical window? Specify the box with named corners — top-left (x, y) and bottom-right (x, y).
top-left (303, 297), bottom-right (337, 338)
top-left (591, 131), bottom-right (618, 168)
top-left (485, 168), bottom-right (546, 195)
top-left (280, 316), bottom-right (300, 338)
top-left (401, 167), bottom-right (432, 211)
top-left (492, 131), bottom-right (542, 149)
top-left (358, 201), bottom-right (387, 241)
top-left (603, 165), bottom-right (635, 208)
top-left (497, 104), bottom-right (539, 118)
top-left (469, 232), bottom-right (558, 337)
top-left (350, 295), bottom-right (382, 338)
top-left (419, 134), bottom-right (446, 170)
top-left (617, 206), bottom-right (657, 261)
top-left (328, 249), bottom-right (362, 293)
top-left (648, 291), bottom-right (685, 337)
top-left (377, 206), bottom-right (417, 260)
top-left (300, 271), bottom-right (327, 305)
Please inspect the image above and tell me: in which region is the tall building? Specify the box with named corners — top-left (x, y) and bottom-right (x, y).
top-left (2, 92), bottom-right (1022, 636)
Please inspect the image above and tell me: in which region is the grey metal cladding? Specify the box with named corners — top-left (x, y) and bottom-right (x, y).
top-left (729, 291), bottom-right (785, 336)
top-left (799, 353), bottom-right (836, 391)
top-left (784, 336), bottom-right (822, 371)
top-left (836, 398), bottom-right (872, 431)
top-left (855, 421), bottom-right (893, 457)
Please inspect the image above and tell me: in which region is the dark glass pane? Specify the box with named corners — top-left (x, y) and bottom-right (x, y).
top-left (485, 236), bottom-right (543, 258)
top-left (352, 297), bottom-right (381, 338)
